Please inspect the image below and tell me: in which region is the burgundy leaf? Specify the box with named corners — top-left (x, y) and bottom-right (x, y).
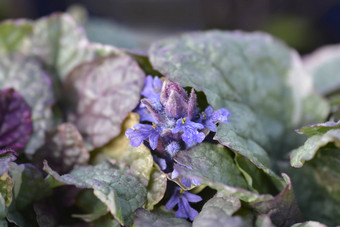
top-left (0, 88), bottom-right (33, 150)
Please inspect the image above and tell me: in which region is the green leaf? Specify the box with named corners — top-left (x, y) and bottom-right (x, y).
top-left (0, 173), bottom-right (13, 209)
top-left (0, 54), bottom-right (55, 156)
top-left (63, 55), bottom-right (145, 149)
top-left (145, 166), bottom-right (167, 210)
top-left (193, 206), bottom-right (244, 227)
top-left (91, 214), bottom-right (121, 227)
top-left (6, 163), bottom-right (50, 226)
top-left (280, 163), bottom-right (340, 226)
top-left (73, 189), bottom-right (108, 222)
top-left (250, 174), bottom-right (302, 227)
top-left (234, 154), bottom-right (278, 195)
top-left (296, 120), bottom-right (340, 137)
top-left (134, 208), bottom-right (191, 227)
top-left (34, 123), bottom-right (89, 175)
top-left (304, 44), bottom-right (340, 95)
top-left (92, 113), bottom-right (153, 186)
top-left (149, 30), bottom-right (327, 184)
top-left (43, 161), bottom-right (147, 226)
top-left (8, 163), bottom-right (50, 210)
top-left (31, 13), bottom-right (94, 80)
top-left (199, 193), bottom-right (241, 216)
top-left (0, 219), bottom-right (6, 227)
top-left (0, 20), bottom-right (33, 55)
top-left (290, 129), bottom-right (340, 168)
top-left (174, 143), bottom-right (271, 203)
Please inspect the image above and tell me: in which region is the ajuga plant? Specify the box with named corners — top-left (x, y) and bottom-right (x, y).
top-left (0, 8), bottom-right (340, 227)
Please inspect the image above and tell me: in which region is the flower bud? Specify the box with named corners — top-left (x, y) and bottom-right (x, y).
top-left (160, 79), bottom-right (189, 119)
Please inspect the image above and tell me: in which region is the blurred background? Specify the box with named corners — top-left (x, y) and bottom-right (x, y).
top-left (1, 0), bottom-right (340, 54)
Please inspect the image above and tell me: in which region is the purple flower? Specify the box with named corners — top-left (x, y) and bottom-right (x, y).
top-left (135, 104), bottom-right (155, 122)
top-left (125, 123), bottom-right (161, 150)
top-left (200, 106), bottom-right (230, 132)
top-left (165, 187), bottom-right (202, 221)
top-left (142, 76), bottom-right (162, 101)
top-left (172, 117), bottom-right (205, 147)
top-left (171, 167), bottom-right (201, 188)
top-left (136, 76), bottom-right (163, 122)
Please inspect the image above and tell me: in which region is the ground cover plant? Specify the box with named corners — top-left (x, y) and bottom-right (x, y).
top-left (0, 11), bottom-right (339, 227)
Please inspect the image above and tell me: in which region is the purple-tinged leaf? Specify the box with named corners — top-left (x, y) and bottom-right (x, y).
top-left (0, 88), bottom-right (32, 150)
top-left (250, 174), bottom-right (302, 227)
top-left (0, 149), bottom-right (17, 176)
top-left (34, 123), bottom-right (89, 174)
top-left (0, 54), bottom-right (55, 156)
top-left (63, 55), bottom-right (145, 149)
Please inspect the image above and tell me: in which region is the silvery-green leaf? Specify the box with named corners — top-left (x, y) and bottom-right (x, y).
top-left (290, 129), bottom-right (340, 168)
top-left (31, 13), bottom-right (94, 80)
top-left (63, 55), bottom-right (145, 149)
top-left (199, 193), bottom-right (241, 216)
top-left (304, 45), bottom-right (340, 95)
top-left (296, 120), bottom-right (340, 137)
top-left (174, 143), bottom-right (271, 203)
top-left (193, 206), bottom-right (244, 227)
top-left (0, 20), bottom-right (32, 55)
top-left (0, 54), bottom-right (55, 156)
top-left (43, 161), bottom-right (146, 226)
top-left (149, 30), bottom-right (327, 184)
top-left (134, 208), bottom-right (191, 227)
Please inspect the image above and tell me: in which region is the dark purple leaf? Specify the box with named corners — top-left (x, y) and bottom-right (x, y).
top-left (0, 148), bottom-right (17, 176)
top-left (63, 55), bottom-right (145, 149)
top-left (34, 123), bottom-right (89, 174)
top-left (0, 88), bottom-right (32, 150)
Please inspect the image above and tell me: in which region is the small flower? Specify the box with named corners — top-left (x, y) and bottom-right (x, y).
top-left (135, 104), bottom-right (155, 122)
top-left (165, 187), bottom-right (202, 221)
top-left (141, 75), bottom-right (162, 102)
top-left (200, 106), bottom-right (230, 132)
top-left (172, 117), bottom-right (205, 147)
top-left (125, 123), bottom-right (161, 150)
top-left (171, 168), bottom-right (201, 188)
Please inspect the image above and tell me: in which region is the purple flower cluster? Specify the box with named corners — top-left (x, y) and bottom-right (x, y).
top-left (126, 76), bottom-right (230, 221)
top-left (165, 186), bottom-right (202, 221)
top-left (126, 76), bottom-right (230, 157)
